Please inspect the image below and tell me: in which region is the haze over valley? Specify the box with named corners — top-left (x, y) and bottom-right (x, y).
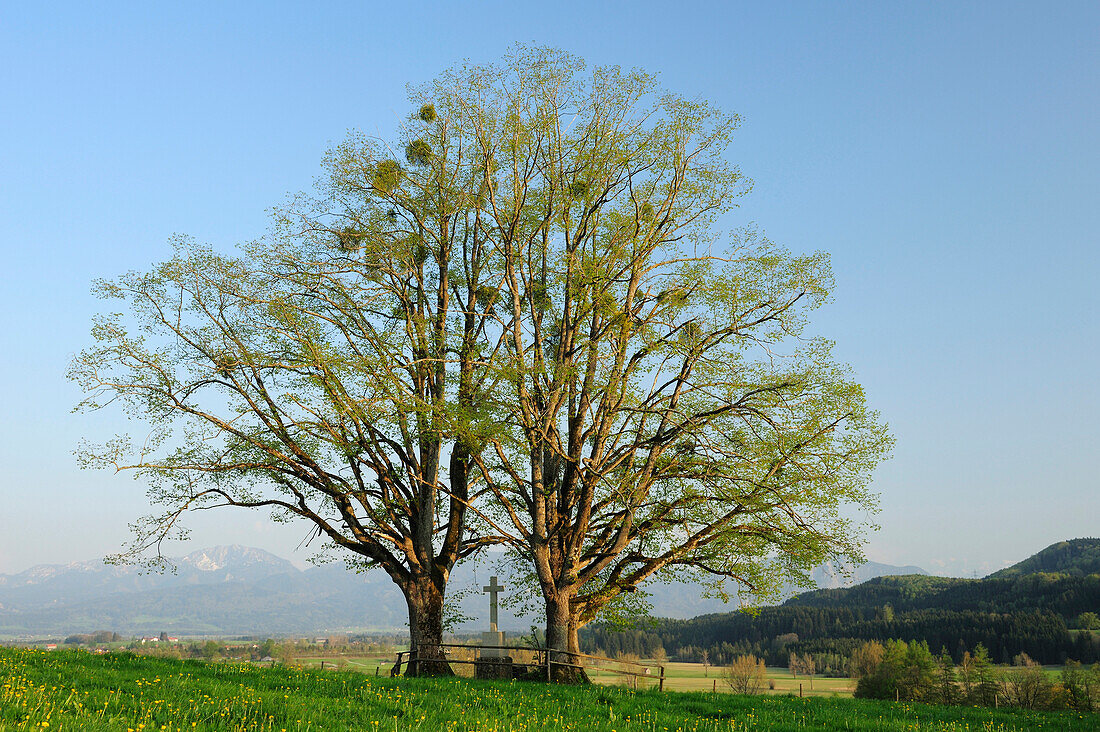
top-left (0, 544), bottom-right (925, 637)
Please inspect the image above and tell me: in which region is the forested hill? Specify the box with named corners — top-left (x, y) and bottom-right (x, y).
top-left (783, 572), bottom-right (1099, 617)
top-left (581, 539), bottom-right (1100, 667)
top-left (988, 538), bottom-right (1100, 578)
top-left (784, 538), bottom-right (1100, 615)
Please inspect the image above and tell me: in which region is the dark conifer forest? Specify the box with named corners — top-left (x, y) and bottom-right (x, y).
top-left (582, 540), bottom-right (1100, 668)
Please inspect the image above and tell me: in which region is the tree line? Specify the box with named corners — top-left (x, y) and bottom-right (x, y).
top-left (63, 631), bottom-right (122, 645)
top-left (788, 572), bottom-right (1100, 619)
top-left (850, 639), bottom-right (1100, 713)
top-left (581, 606), bottom-right (1100, 666)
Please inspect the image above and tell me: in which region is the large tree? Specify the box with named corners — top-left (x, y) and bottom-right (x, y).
top-left (70, 97), bottom-right (512, 675)
top-left (73, 47), bottom-right (889, 682)
top-left (416, 46), bottom-right (892, 679)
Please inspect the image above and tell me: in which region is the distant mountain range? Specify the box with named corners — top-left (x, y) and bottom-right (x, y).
top-left (0, 546), bottom-right (406, 637)
top-left (0, 545), bottom-right (925, 637)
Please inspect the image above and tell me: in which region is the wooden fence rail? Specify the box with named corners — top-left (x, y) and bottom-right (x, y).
top-left (392, 643), bottom-right (665, 690)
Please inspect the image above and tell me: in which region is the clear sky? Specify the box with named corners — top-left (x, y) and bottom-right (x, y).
top-left (1, 1), bottom-right (1097, 577)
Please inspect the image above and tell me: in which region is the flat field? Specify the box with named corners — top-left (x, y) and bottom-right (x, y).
top-left (287, 652), bottom-right (853, 697)
top-left (588, 661), bottom-right (854, 697)
top-left (289, 655), bottom-right (394, 675)
top-left (2, 647), bottom-right (1096, 731)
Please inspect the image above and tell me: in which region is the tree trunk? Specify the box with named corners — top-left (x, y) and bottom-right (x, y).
top-left (545, 592), bottom-right (588, 684)
top-left (567, 618), bottom-right (586, 673)
top-left (405, 578), bottom-right (454, 677)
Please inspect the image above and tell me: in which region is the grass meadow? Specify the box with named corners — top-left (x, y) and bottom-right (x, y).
top-left (3, 647), bottom-right (1098, 731)
top-left (288, 653), bottom-right (852, 696)
top-left (588, 661), bottom-right (855, 696)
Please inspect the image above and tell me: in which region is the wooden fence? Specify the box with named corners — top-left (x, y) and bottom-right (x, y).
top-left (392, 643), bottom-right (666, 690)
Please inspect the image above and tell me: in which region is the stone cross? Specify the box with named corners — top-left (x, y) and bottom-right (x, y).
top-left (482, 575), bottom-right (505, 631)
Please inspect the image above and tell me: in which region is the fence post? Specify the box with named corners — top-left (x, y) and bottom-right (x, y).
top-left (800, 683), bottom-right (803, 698)
top-left (713, 679), bottom-right (716, 693)
top-left (320, 660), bottom-right (325, 671)
top-left (659, 666), bottom-right (665, 692)
top-left (546, 648), bottom-right (551, 683)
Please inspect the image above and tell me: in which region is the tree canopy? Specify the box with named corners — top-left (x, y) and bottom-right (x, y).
top-left (72, 45), bottom-right (890, 680)
top-left (69, 68), bottom-right (519, 673)
top-left (401, 46), bottom-right (891, 675)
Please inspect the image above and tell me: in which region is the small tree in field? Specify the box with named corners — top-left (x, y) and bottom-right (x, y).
top-left (899, 641), bottom-right (936, 701)
top-left (936, 647), bottom-right (959, 705)
top-left (848, 640), bottom-right (884, 679)
top-left (726, 655), bottom-right (768, 695)
top-left (969, 643), bottom-right (998, 707)
top-left (1062, 660), bottom-right (1100, 712)
top-left (1001, 653), bottom-right (1053, 710)
top-left (801, 653), bottom-right (817, 690)
top-left (958, 650), bottom-right (975, 699)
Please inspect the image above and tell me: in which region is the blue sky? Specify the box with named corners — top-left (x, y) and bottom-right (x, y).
top-left (1, 2), bottom-right (1097, 577)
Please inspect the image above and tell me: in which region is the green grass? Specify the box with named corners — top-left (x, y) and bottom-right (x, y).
top-left (289, 655), bottom-right (393, 673)
top-left (2, 647), bottom-right (1097, 731)
top-left (599, 661), bottom-right (854, 696)
top-left (287, 653), bottom-right (855, 697)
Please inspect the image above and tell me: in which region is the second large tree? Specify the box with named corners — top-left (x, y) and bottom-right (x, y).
top-left (424, 47), bottom-right (892, 680)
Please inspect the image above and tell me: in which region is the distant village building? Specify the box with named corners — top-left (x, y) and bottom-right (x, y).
top-left (44, 643), bottom-right (57, 651)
